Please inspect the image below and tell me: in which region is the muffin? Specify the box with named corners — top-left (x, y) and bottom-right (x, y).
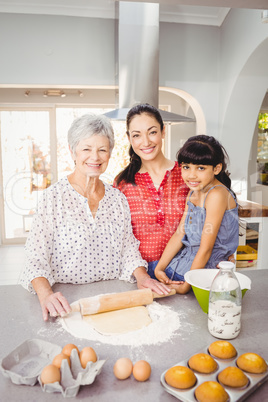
top-left (188, 353), bottom-right (218, 374)
top-left (165, 365), bottom-right (196, 389)
top-left (208, 340), bottom-right (237, 360)
top-left (237, 353), bottom-right (267, 374)
top-left (218, 366), bottom-right (248, 388)
top-left (195, 381), bottom-right (229, 402)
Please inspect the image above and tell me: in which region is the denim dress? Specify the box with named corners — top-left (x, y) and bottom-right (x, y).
top-left (148, 185), bottom-right (239, 281)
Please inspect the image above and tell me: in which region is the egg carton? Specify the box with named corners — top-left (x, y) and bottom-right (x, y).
top-left (38, 348), bottom-right (106, 397)
top-left (160, 345), bottom-right (268, 402)
top-left (0, 338), bottom-right (62, 386)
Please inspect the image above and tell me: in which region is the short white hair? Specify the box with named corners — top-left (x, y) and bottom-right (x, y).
top-left (68, 114), bottom-right (115, 155)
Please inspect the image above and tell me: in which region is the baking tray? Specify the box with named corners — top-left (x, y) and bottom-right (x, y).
top-left (160, 346), bottom-right (268, 402)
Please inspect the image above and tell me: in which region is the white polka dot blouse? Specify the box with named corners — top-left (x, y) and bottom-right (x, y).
top-left (20, 176), bottom-right (147, 293)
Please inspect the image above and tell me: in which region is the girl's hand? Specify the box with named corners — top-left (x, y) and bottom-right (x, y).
top-left (39, 291), bottom-right (71, 321)
top-left (155, 269), bottom-right (173, 285)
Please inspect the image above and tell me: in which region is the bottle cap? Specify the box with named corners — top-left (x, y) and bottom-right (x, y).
top-left (218, 261), bottom-right (235, 269)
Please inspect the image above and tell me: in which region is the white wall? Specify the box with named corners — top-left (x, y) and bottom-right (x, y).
top-left (1, 9), bottom-right (268, 197)
top-left (0, 13), bottom-right (115, 85)
top-left (159, 21), bottom-right (220, 138)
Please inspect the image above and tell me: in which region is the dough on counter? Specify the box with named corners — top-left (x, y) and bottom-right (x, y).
top-left (83, 306), bottom-right (152, 335)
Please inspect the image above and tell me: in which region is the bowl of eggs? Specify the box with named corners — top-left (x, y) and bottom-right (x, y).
top-left (184, 269), bottom-right (251, 313)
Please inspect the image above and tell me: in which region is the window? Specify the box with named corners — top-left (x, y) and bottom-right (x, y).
top-left (257, 112), bottom-right (268, 185)
top-left (0, 110), bottom-right (51, 242)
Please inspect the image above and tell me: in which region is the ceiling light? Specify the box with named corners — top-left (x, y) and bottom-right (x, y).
top-left (43, 89), bottom-right (66, 97)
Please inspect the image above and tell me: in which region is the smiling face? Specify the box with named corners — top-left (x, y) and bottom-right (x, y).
top-left (71, 135), bottom-right (110, 178)
top-left (181, 162), bottom-right (222, 192)
top-left (128, 113), bottom-right (165, 162)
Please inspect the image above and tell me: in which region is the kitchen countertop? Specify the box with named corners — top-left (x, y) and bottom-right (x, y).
top-left (0, 270), bottom-right (267, 401)
top-left (238, 199), bottom-right (268, 217)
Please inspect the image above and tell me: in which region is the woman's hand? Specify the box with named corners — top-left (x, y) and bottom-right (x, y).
top-left (31, 277), bottom-right (71, 321)
top-left (39, 291), bottom-right (71, 321)
top-left (133, 267), bottom-right (172, 295)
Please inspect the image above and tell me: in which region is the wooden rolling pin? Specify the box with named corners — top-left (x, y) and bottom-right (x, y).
top-left (71, 288), bottom-right (176, 316)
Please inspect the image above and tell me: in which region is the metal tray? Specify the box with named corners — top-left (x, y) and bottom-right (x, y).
top-left (160, 345), bottom-right (268, 402)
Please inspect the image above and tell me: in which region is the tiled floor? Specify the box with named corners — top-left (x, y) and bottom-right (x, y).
top-left (0, 245), bottom-right (25, 285)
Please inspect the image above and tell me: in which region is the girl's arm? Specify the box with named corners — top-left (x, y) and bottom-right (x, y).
top-left (154, 201), bottom-right (189, 284)
top-left (174, 187), bottom-right (230, 295)
top-left (189, 187), bottom-right (229, 271)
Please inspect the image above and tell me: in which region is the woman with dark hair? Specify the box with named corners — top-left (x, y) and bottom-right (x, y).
top-left (114, 103), bottom-right (189, 270)
top-left (152, 134), bottom-right (239, 294)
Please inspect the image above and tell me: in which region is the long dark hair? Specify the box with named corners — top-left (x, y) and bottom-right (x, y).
top-left (115, 103), bottom-right (164, 185)
top-left (177, 135), bottom-right (233, 191)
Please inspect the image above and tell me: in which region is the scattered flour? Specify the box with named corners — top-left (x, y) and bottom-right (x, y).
top-left (60, 301), bottom-right (181, 346)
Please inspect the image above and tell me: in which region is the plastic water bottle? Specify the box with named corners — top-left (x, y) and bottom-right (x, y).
top-left (208, 261), bottom-right (242, 339)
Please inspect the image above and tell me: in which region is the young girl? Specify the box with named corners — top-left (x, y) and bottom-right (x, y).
top-left (150, 135), bottom-right (239, 295)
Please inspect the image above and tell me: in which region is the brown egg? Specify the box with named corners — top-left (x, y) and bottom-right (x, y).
top-left (133, 360), bottom-right (151, 382)
top-left (40, 364), bottom-right (61, 385)
top-left (61, 343), bottom-right (79, 357)
top-left (113, 357), bottom-right (133, 380)
top-left (52, 353), bottom-right (71, 369)
top-left (79, 346), bottom-right (98, 368)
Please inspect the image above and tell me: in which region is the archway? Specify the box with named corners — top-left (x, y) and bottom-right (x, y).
top-left (220, 38), bottom-right (268, 200)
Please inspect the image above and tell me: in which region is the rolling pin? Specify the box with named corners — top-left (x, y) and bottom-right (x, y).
top-left (71, 288), bottom-right (176, 316)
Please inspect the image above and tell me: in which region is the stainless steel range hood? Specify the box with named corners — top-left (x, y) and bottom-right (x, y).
top-left (103, 1), bottom-right (195, 124)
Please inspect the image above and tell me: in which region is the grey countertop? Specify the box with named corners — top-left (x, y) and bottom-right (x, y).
top-left (0, 270), bottom-right (267, 401)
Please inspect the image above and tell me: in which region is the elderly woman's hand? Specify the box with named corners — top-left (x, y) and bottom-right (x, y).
top-left (32, 277), bottom-right (71, 321)
top-left (39, 291), bottom-right (71, 321)
top-left (133, 267), bottom-right (172, 295)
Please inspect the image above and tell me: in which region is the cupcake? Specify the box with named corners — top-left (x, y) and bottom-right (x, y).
top-left (195, 381), bottom-right (229, 402)
top-left (237, 353), bottom-right (267, 374)
top-left (208, 340), bottom-right (237, 359)
top-left (165, 365), bottom-right (196, 389)
top-left (218, 366), bottom-right (248, 388)
top-left (188, 353), bottom-right (217, 374)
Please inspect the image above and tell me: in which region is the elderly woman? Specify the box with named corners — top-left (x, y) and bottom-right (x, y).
top-left (20, 114), bottom-right (170, 321)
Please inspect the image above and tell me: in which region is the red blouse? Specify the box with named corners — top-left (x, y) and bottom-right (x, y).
top-left (114, 162), bottom-right (189, 262)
